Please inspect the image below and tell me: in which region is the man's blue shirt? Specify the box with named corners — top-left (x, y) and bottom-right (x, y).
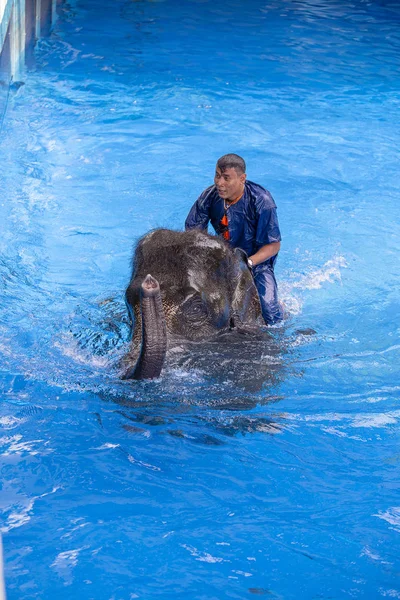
top-left (185, 180), bottom-right (281, 267)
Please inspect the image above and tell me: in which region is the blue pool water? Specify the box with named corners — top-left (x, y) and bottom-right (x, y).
top-left (1, 0), bottom-right (400, 597)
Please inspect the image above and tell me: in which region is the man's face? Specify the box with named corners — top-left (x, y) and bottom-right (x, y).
top-left (214, 167), bottom-right (246, 201)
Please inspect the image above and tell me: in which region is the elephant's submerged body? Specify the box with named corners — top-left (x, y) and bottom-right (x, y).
top-left (123, 228), bottom-right (263, 380)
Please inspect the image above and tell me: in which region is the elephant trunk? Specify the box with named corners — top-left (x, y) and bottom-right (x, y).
top-left (123, 274), bottom-right (167, 380)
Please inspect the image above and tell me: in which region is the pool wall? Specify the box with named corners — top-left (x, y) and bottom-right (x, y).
top-left (0, 0), bottom-right (58, 83)
top-left (0, 534), bottom-right (4, 600)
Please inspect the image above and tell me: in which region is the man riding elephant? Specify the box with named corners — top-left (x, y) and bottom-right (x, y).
top-left (185, 154), bottom-right (283, 326)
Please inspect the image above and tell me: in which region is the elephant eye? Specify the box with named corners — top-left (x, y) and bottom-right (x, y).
top-left (181, 295), bottom-right (209, 324)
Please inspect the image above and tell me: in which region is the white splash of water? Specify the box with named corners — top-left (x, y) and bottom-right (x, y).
top-left (181, 544), bottom-right (226, 563)
top-left (53, 334), bottom-right (110, 368)
top-left (1, 487), bottom-right (60, 533)
top-left (279, 254), bottom-right (347, 315)
top-left (374, 507), bottom-right (400, 532)
top-left (0, 435), bottom-right (43, 456)
top-left (291, 255), bottom-right (347, 290)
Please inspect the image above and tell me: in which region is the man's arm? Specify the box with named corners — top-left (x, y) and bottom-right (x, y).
top-left (252, 196), bottom-right (281, 265)
top-left (249, 241), bottom-right (280, 266)
top-left (185, 188), bottom-right (212, 230)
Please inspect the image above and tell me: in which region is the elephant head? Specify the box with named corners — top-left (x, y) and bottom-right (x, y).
top-left (122, 228), bottom-right (261, 380)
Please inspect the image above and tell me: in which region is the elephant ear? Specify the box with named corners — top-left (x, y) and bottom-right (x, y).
top-left (231, 248), bottom-right (262, 327)
top-left (233, 247), bottom-right (250, 265)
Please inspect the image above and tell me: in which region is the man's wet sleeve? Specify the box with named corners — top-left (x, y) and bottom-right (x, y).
top-left (185, 192), bottom-right (211, 230)
top-left (256, 206), bottom-right (282, 246)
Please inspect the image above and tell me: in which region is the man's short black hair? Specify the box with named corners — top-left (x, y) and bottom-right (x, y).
top-left (217, 154), bottom-right (246, 175)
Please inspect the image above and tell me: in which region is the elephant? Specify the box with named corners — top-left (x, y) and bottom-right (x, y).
top-left (122, 228), bottom-right (265, 380)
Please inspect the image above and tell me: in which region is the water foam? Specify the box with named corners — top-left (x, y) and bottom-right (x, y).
top-left (279, 254), bottom-right (347, 315)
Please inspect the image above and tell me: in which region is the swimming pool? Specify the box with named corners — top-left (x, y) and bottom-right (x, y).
top-left (1, 0), bottom-right (400, 597)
